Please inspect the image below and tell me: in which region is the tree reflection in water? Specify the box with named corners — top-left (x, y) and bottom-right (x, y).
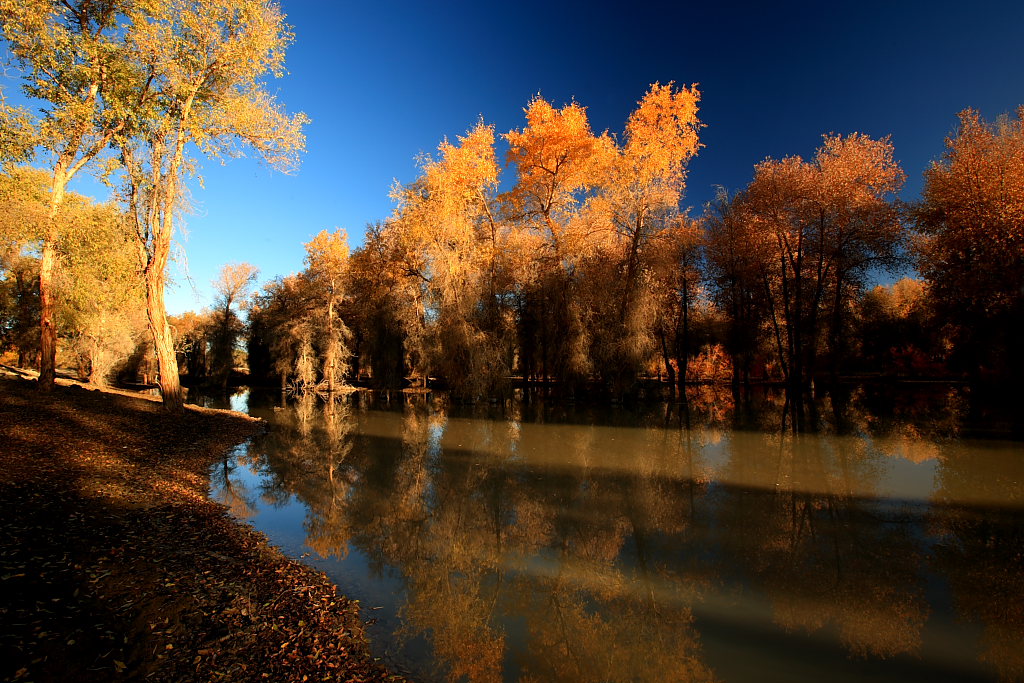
top-left (713, 430), bottom-right (927, 659)
top-left (931, 443), bottom-right (1024, 681)
top-left (213, 386), bottom-right (1023, 682)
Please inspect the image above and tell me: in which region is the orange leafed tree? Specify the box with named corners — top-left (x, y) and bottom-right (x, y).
top-left (390, 121), bottom-right (509, 397)
top-left (117, 0), bottom-right (307, 412)
top-left (703, 188), bottom-right (775, 389)
top-left (916, 107), bottom-right (1024, 380)
top-left (0, 0), bottom-right (132, 390)
top-left (731, 133), bottom-right (903, 410)
top-left (504, 97), bottom-right (615, 260)
top-left (304, 229), bottom-right (351, 392)
top-left (345, 222), bottom-right (408, 389)
top-left (584, 82), bottom-right (702, 390)
top-left (503, 97), bottom-right (614, 386)
top-left (209, 262), bottom-right (259, 391)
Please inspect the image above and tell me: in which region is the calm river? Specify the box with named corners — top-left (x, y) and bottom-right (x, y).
top-left (204, 386), bottom-right (1023, 682)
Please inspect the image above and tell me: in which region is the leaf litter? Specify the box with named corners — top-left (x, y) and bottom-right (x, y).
top-left (0, 377), bottom-right (402, 682)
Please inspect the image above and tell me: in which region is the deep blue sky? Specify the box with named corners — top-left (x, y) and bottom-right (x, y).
top-left (10, 0), bottom-right (1024, 313)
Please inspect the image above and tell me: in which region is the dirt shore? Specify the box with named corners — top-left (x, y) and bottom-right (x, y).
top-left (0, 376), bottom-right (397, 682)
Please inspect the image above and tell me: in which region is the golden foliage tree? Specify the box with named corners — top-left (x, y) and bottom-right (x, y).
top-left (648, 217), bottom-right (705, 395)
top-left (0, 0), bottom-right (133, 389)
top-left (0, 166), bottom-right (144, 382)
top-left (248, 231), bottom-right (353, 394)
top-left (855, 278), bottom-right (938, 377)
top-left (55, 199), bottom-right (146, 385)
top-left (115, 0), bottom-right (308, 412)
top-left (209, 262), bottom-right (258, 390)
top-left (346, 222), bottom-right (407, 389)
top-left (303, 229), bottom-right (351, 392)
top-left (916, 107), bottom-right (1024, 380)
top-left (503, 97), bottom-right (614, 386)
top-left (0, 167), bottom-right (50, 366)
top-left (703, 188), bottom-right (775, 389)
top-left (584, 82), bottom-right (702, 391)
top-left (390, 121), bottom-right (509, 398)
top-left (247, 273), bottom-right (313, 390)
top-left (723, 133), bottom-right (903, 413)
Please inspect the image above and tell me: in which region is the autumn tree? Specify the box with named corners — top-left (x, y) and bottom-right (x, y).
top-left (390, 121), bottom-right (510, 398)
top-left (648, 217), bottom-right (705, 396)
top-left (209, 262), bottom-right (258, 390)
top-left (115, 0), bottom-right (307, 412)
top-left (55, 198), bottom-right (146, 385)
top-left (584, 82), bottom-right (702, 392)
top-left (0, 166), bottom-right (48, 366)
top-left (703, 188), bottom-right (774, 390)
top-left (0, 256), bottom-right (38, 367)
top-left (346, 222), bottom-right (407, 389)
top-left (813, 134), bottom-right (906, 379)
top-left (503, 97), bottom-right (614, 386)
top-left (855, 278), bottom-right (939, 377)
top-left (728, 134), bottom-right (903, 414)
top-left (0, 166), bottom-right (144, 381)
top-left (0, 0), bottom-right (133, 390)
top-left (169, 309), bottom-right (213, 380)
top-left (916, 107), bottom-right (1024, 381)
top-left (248, 233), bottom-right (352, 395)
top-left (303, 230), bottom-right (351, 392)
top-left (504, 97), bottom-right (614, 260)
top-left (0, 87), bottom-right (35, 164)
top-left (247, 274), bottom-right (315, 390)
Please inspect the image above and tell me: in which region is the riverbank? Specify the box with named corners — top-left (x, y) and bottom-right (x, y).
top-left (0, 376), bottom-right (396, 682)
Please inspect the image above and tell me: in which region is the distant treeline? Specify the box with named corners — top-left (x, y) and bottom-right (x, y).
top-left (2, 86), bottom-right (1022, 403)
top-left (240, 90), bottom-right (1022, 399)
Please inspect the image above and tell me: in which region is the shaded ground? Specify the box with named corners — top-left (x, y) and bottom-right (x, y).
top-left (0, 376), bottom-right (397, 682)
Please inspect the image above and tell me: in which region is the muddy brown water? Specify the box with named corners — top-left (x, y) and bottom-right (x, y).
top-left (204, 387), bottom-right (1024, 682)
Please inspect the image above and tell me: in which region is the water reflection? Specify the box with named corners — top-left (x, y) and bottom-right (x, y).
top-left (713, 430), bottom-right (927, 660)
top-left (213, 388), bottom-right (1024, 682)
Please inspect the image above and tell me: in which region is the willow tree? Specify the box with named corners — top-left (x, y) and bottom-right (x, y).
top-left (116, 0), bottom-right (307, 411)
top-left (0, 0), bottom-right (131, 390)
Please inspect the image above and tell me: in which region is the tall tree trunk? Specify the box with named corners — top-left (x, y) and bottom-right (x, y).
top-left (147, 276), bottom-right (183, 412)
top-left (38, 170), bottom-right (68, 391)
top-left (146, 223), bottom-right (183, 413)
top-left (38, 240), bottom-right (57, 389)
